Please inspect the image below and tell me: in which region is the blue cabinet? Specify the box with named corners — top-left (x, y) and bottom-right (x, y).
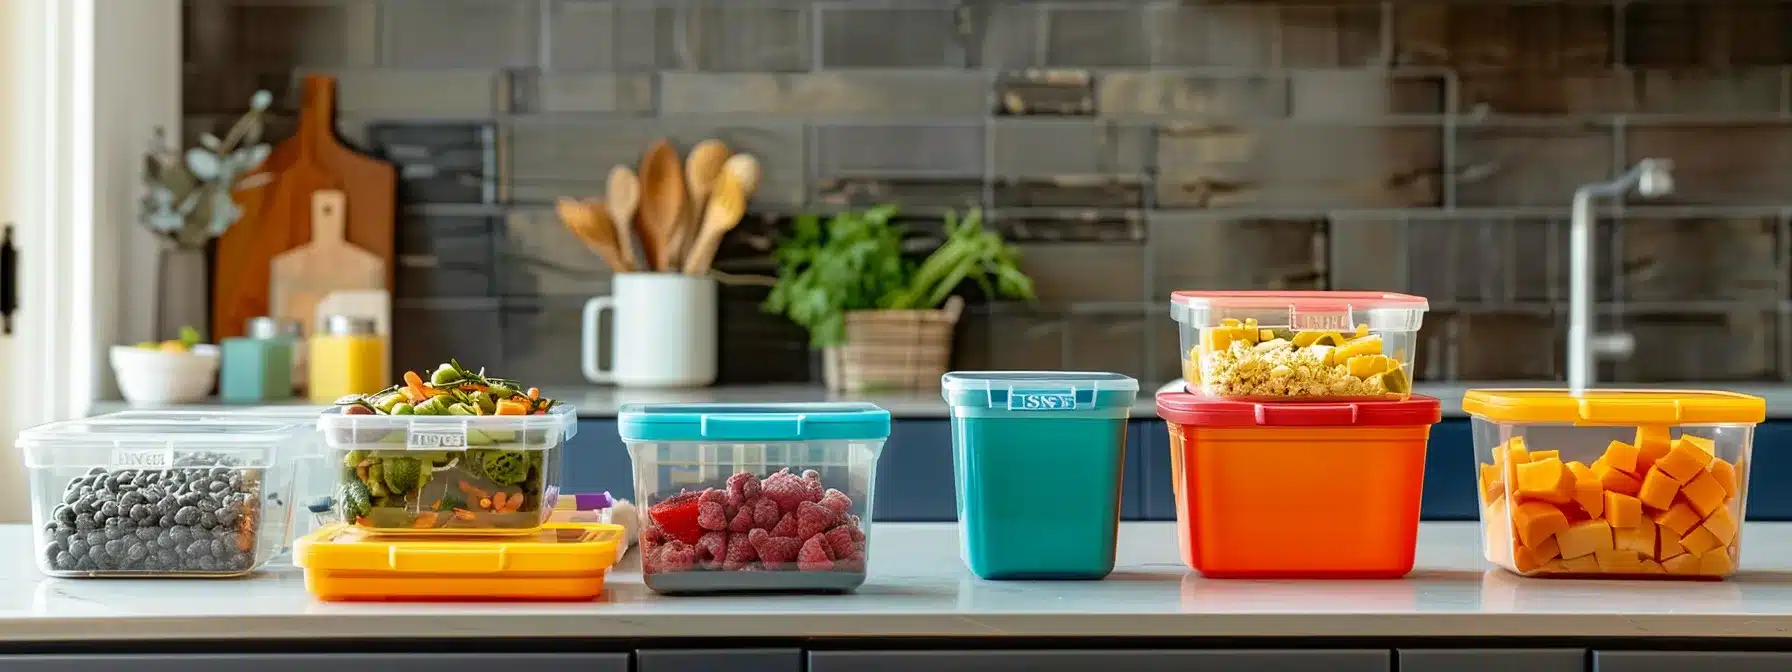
top-left (564, 419), bottom-right (634, 501)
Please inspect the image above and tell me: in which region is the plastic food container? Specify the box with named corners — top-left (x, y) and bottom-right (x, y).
top-left (294, 522), bottom-right (624, 601)
top-left (1157, 392), bottom-right (1441, 578)
top-left (1463, 389), bottom-right (1764, 580)
top-left (318, 405), bottom-right (576, 535)
top-left (18, 412), bottom-right (317, 577)
top-left (1170, 291), bottom-right (1428, 401)
top-left (618, 402), bottom-right (891, 594)
top-left (943, 371), bottom-right (1139, 580)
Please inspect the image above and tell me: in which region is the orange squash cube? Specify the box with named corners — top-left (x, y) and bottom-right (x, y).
top-left (1593, 461), bottom-right (1642, 496)
top-left (1600, 440), bottom-right (1640, 474)
top-left (1513, 543), bottom-right (1548, 573)
top-left (1637, 467), bottom-right (1681, 511)
top-left (1709, 458), bottom-right (1739, 499)
top-left (1479, 463), bottom-right (1505, 504)
top-left (1699, 548), bottom-right (1736, 576)
top-left (1513, 501), bottom-right (1570, 548)
top-left (1515, 458), bottom-right (1574, 504)
top-left (1662, 553), bottom-right (1702, 575)
top-left (1556, 519), bottom-right (1614, 560)
top-left (1604, 491), bottom-right (1644, 528)
top-left (1658, 524), bottom-right (1685, 560)
top-left (1679, 434), bottom-right (1717, 454)
top-left (1703, 506), bottom-right (1739, 547)
top-left (1531, 535), bottom-right (1561, 561)
top-left (1566, 461), bottom-right (1604, 518)
top-left (1680, 525), bottom-right (1723, 556)
top-left (1615, 522), bottom-right (1656, 556)
top-left (1657, 437), bottom-right (1716, 482)
top-left (1653, 499), bottom-right (1703, 537)
top-left (1595, 548), bottom-right (1643, 572)
top-left (1559, 555), bottom-right (1600, 573)
top-left (1635, 426), bottom-right (1673, 472)
top-left (1681, 471), bottom-right (1728, 517)
top-left (1495, 438), bottom-right (1529, 465)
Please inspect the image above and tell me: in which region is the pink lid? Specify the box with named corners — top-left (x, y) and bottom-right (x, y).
top-left (1170, 291), bottom-right (1428, 331)
top-left (1171, 291), bottom-right (1427, 311)
top-left (1156, 391), bottom-right (1442, 427)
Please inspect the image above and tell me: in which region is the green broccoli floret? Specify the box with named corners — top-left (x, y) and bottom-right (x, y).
top-left (481, 449), bottom-right (530, 486)
top-left (337, 480), bottom-right (372, 519)
top-left (341, 450), bottom-right (367, 469)
top-left (382, 457), bottom-right (425, 494)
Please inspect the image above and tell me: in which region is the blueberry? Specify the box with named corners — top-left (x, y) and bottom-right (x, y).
top-left (74, 513), bottom-right (95, 531)
top-left (134, 527), bottom-right (157, 541)
top-left (120, 491), bottom-right (145, 507)
top-left (53, 551), bottom-right (73, 569)
top-left (174, 506), bottom-right (200, 526)
top-left (199, 512), bottom-right (217, 529)
top-left (195, 556), bottom-right (218, 572)
top-left (53, 505), bottom-right (75, 525)
top-left (74, 557), bottom-right (95, 571)
top-left (155, 533), bottom-right (177, 549)
top-left (103, 517), bottom-right (125, 532)
top-left (126, 543), bottom-right (149, 562)
top-left (130, 504), bottom-right (152, 521)
top-left (168, 526), bottom-right (191, 544)
top-left (61, 489), bottom-right (81, 505)
top-left (83, 530), bottom-right (104, 548)
top-left (158, 514), bottom-right (176, 527)
top-left (45, 540), bottom-right (64, 558)
top-left (215, 508), bottom-right (237, 527)
top-left (214, 531), bottom-right (238, 550)
top-left (98, 501), bottom-right (119, 519)
top-left (156, 548), bottom-right (178, 566)
top-left (185, 539), bottom-right (210, 558)
top-left (104, 538), bottom-right (126, 556)
top-left (208, 480), bottom-right (230, 494)
top-left (177, 492), bottom-right (201, 507)
top-left (115, 470), bottom-right (135, 483)
top-left (103, 526), bottom-right (126, 540)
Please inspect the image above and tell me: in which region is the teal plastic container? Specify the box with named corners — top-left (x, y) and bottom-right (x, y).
top-left (943, 371), bottom-right (1139, 580)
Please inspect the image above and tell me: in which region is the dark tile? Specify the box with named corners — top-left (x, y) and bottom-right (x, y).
top-left (545, 1), bottom-right (678, 71)
top-left (1045, 5), bottom-right (1149, 67)
top-left (814, 178), bottom-right (983, 210)
top-left (996, 70), bottom-right (1094, 117)
top-left (814, 123), bottom-right (983, 180)
top-left (396, 216), bottom-right (500, 298)
top-left (517, 72), bottom-right (655, 115)
top-left (1626, 123), bottom-right (1792, 205)
top-left (954, 310), bottom-right (1067, 372)
top-left (504, 119), bottom-right (805, 206)
top-left (1278, 4), bottom-right (1384, 67)
top-left (302, 68), bottom-right (502, 117)
top-left (658, 72), bottom-right (988, 117)
top-left (1014, 243), bottom-right (1147, 306)
top-left (1620, 312), bottom-right (1779, 382)
top-left (500, 296), bottom-right (594, 387)
top-left (1621, 216), bottom-right (1782, 303)
top-left (1148, 213), bottom-right (1327, 292)
top-left (685, 6), bottom-right (811, 72)
top-left (196, 0), bottom-right (378, 68)
top-left (1395, 3), bottom-right (1614, 69)
top-left (1288, 71), bottom-right (1447, 118)
top-left (1097, 72), bottom-right (1287, 119)
top-left (1624, 2), bottom-right (1790, 68)
top-left (1453, 123), bottom-right (1616, 208)
top-left (1635, 69), bottom-right (1784, 115)
top-left (1400, 217), bottom-right (1615, 305)
top-left (499, 211), bottom-right (614, 297)
top-left (379, 0), bottom-right (539, 68)
top-left (391, 302), bottom-right (503, 376)
top-left (183, 66), bottom-right (295, 115)
top-left (369, 122), bottom-right (497, 204)
top-left (717, 284), bottom-right (813, 385)
top-left (968, 2), bottom-right (1041, 68)
top-left (991, 180), bottom-right (1145, 212)
top-left (1154, 123), bottom-right (1442, 209)
top-left (821, 6), bottom-right (965, 68)
top-left (1421, 312), bottom-right (1562, 382)
top-left (1145, 3), bottom-right (1275, 67)
top-left (1458, 72), bottom-right (1635, 115)
top-left (991, 119), bottom-right (1149, 179)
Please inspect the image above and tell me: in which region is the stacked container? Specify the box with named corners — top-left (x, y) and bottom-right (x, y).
top-left (1463, 389), bottom-right (1764, 580)
top-left (1163, 291), bottom-right (1438, 578)
top-left (942, 371), bottom-right (1139, 580)
top-left (617, 402), bottom-right (891, 595)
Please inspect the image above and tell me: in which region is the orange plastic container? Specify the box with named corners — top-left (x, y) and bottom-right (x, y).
top-left (1157, 392), bottom-right (1441, 578)
top-left (294, 522), bottom-right (624, 601)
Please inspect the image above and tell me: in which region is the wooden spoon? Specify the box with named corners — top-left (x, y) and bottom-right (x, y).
top-left (722, 153), bottom-right (762, 196)
top-left (557, 197), bottom-right (630, 273)
top-left (675, 139), bottom-right (731, 268)
top-left (605, 165), bottom-right (641, 271)
top-left (681, 170), bottom-right (749, 276)
top-left (636, 139), bottom-right (685, 271)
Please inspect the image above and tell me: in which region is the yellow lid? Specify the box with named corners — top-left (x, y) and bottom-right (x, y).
top-left (295, 522), bottom-right (624, 574)
top-left (1461, 389), bottom-right (1766, 425)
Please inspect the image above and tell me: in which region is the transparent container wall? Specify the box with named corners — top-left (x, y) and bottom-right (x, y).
top-left (626, 438), bottom-right (884, 594)
top-left (29, 453), bottom-right (297, 577)
top-left (1172, 295), bottom-right (1424, 401)
top-left (1472, 419), bottom-right (1753, 579)
top-left (331, 445), bottom-right (559, 534)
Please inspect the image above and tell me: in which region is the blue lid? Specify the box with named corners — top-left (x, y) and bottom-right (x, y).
top-left (616, 402), bottom-right (892, 442)
top-left (942, 371), bottom-right (1140, 411)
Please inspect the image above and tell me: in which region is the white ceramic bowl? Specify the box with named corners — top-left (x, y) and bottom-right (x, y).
top-left (110, 344), bottom-right (220, 405)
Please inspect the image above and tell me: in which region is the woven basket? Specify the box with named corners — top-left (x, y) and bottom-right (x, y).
top-left (822, 296), bottom-right (964, 392)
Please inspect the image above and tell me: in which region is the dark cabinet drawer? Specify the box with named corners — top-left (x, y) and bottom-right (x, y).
top-left (0, 654), bottom-right (628, 672)
top-left (1401, 649), bottom-right (1585, 672)
top-left (809, 650), bottom-right (1390, 672)
top-left (1594, 651), bottom-right (1792, 671)
top-left (638, 649), bottom-right (801, 672)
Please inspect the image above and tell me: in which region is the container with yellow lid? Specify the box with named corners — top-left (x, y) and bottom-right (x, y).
top-left (294, 522), bottom-right (624, 601)
top-left (1462, 389), bottom-right (1765, 580)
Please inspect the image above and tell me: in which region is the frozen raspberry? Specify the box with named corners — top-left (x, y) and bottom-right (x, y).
top-left (833, 557), bottom-right (865, 573)
top-left (728, 506), bottom-right (754, 533)
top-left (697, 531), bottom-right (726, 569)
top-left (802, 478), bottom-right (825, 504)
top-left (657, 540), bottom-right (698, 572)
top-left (642, 525), bottom-right (665, 546)
top-left (726, 471), bottom-right (762, 507)
top-left (797, 535), bottom-right (835, 571)
top-left (802, 469), bottom-right (820, 480)
top-left (749, 528), bottom-right (802, 565)
top-left (847, 516), bottom-right (866, 542)
top-left (724, 532), bottom-right (757, 570)
top-left (771, 512), bottom-right (798, 538)
top-left (823, 526), bottom-right (859, 560)
top-left (699, 489), bottom-right (725, 506)
top-left (698, 500), bottom-right (728, 531)
top-left (648, 493), bottom-right (705, 544)
top-left (820, 489), bottom-right (852, 515)
top-left (752, 497), bottom-right (780, 529)
top-left (761, 469), bottom-right (809, 513)
top-left (797, 500), bottom-right (841, 541)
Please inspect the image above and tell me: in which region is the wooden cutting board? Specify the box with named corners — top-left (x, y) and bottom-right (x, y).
top-left (213, 74), bottom-right (394, 341)
top-left (269, 190), bottom-right (386, 340)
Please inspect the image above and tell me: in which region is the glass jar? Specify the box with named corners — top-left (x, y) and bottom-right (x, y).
top-left (220, 317), bottom-right (296, 403)
top-left (307, 315), bottom-right (384, 403)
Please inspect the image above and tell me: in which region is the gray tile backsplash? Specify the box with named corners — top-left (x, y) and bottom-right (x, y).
top-left (188, 0), bottom-right (1792, 384)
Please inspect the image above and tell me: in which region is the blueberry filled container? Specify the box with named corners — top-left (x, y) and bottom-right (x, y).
top-left (18, 412), bottom-right (316, 577)
top-left (617, 402), bottom-right (891, 595)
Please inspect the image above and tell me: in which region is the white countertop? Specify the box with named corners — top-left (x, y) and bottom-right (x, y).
top-left (7, 522), bottom-right (1792, 641)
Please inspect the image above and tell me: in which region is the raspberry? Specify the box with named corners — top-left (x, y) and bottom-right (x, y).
top-left (724, 532), bottom-right (757, 570)
top-left (797, 500), bottom-right (841, 541)
top-left (648, 493), bottom-right (705, 544)
top-left (697, 531), bottom-right (726, 569)
top-left (752, 498), bottom-right (780, 529)
top-left (820, 489), bottom-right (852, 515)
top-left (657, 540), bottom-right (698, 572)
top-left (797, 535), bottom-right (834, 571)
top-left (761, 469), bottom-right (809, 513)
top-left (728, 505), bottom-right (754, 533)
top-left (749, 529), bottom-right (801, 566)
top-left (698, 500), bottom-right (728, 531)
top-left (802, 469), bottom-right (820, 480)
top-left (771, 512), bottom-right (798, 537)
top-left (726, 471), bottom-right (761, 507)
top-left (802, 477), bottom-right (825, 504)
top-left (699, 488), bottom-right (725, 507)
top-left (642, 526), bottom-right (665, 546)
top-left (847, 515), bottom-right (866, 541)
top-left (824, 525), bottom-right (859, 560)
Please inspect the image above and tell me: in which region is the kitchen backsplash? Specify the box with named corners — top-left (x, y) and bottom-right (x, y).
top-left (184, 0), bottom-right (1792, 385)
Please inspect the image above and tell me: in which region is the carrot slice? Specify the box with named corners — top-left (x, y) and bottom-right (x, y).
top-left (495, 399), bottom-right (530, 416)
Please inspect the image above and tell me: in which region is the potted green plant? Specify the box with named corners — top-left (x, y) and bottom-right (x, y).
top-left (764, 206), bottom-right (1034, 391)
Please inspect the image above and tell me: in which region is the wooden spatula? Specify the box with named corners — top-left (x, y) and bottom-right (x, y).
top-left (557, 197), bottom-right (630, 273)
top-left (681, 171), bottom-right (748, 276)
top-left (606, 165), bottom-right (642, 271)
top-left (674, 139), bottom-right (730, 268)
top-left (636, 139), bottom-right (685, 271)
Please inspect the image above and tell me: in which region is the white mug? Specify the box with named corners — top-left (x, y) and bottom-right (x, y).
top-left (582, 273), bottom-right (717, 387)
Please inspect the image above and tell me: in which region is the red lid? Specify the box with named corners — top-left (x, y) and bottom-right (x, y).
top-left (1155, 391), bottom-right (1442, 427)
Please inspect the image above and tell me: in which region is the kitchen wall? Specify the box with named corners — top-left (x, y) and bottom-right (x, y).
top-left (184, 0), bottom-right (1792, 386)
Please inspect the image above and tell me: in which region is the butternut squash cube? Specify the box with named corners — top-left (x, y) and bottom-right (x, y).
top-left (1709, 458), bottom-right (1739, 499)
top-left (1566, 461), bottom-right (1604, 518)
top-left (1495, 438), bottom-right (1529, 466)
top-left (1593, 461), bottom-right (1642, 497)
top-left (1513, 543), bottom-right (1549, 573)
top-left (1604, 491), bottom-right (1644, 528)
top-left (1637, 559), bottom-right (1667, 574)
top-left (1699, 548), bottom-right (1736, 577)
top-left (1559, 555), bottom-right (1601, 573)
top-left (1530, 449), bottom-right (1562, 463)
top-left (1657, 438), bottom-right (1716, 482)
top-left (1556, 520), bottom-right (1614, 559)
top-left (1615, 522), bottom-right (1657, 556)
top-left (1653, 500), bottom-right (1703, 537)
top-left (1658, 524), bottom-right (1685, 560)
top-left (1638, 467), bottom-right (1681, 511)
top-left (1703, 506), bottom-right (1739, 547)
top-left (1680, 526), bottom-right (1723, 556)
top-left (1514, 501), bottom-right (1570, 548)
top-left (1516, 458), bottom-right (1575, 505)
top-left (1662, 554), bottom-right (1702, 575)
top-left (1531, 535), bottom-right (1561, 561)
top-left (1680, 471), bottom-right (1728, 517)
top-left (1635, 426), bottom-right (1673, 472)
top-left (1679, 434), bottom-right (1717, 454)
top-left (1478, 463), bottom-right (1505, 505)
top-left (1595, 548), bottom-right (1644, 573)
top-left (1601, 440), bottom-right (1640, 474)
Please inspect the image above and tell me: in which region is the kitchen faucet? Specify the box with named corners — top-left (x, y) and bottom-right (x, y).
top-left (1567, 158), bottom-right (1674, 395)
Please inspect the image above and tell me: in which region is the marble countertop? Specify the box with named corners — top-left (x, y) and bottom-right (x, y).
top-left (89, 381), bottom-right (1792, 418)
top-left (7, 522), bottom-right (1792, 641)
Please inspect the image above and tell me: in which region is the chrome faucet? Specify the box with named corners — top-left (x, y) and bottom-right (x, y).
top-left (1568, 159), bottom-right (1674, 395)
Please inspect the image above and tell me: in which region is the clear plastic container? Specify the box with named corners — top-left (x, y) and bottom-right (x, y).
top-left (317, 405), bottom-right (576, 535)
top-left (1464, 389), bottom-right (1764, 580)
top-left (617, 402), bottom-right (891, 594)
top-left (18, 412), bottom-right (318, 577)
top-left (1170, 291), bottom-right (1428, 401)
top-left (1156, 392), bottom-right (1441, 578)
top-left (295, 522), bottom-right (624, 601)
top-left (943, 371), bottom-right (1138, 580)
